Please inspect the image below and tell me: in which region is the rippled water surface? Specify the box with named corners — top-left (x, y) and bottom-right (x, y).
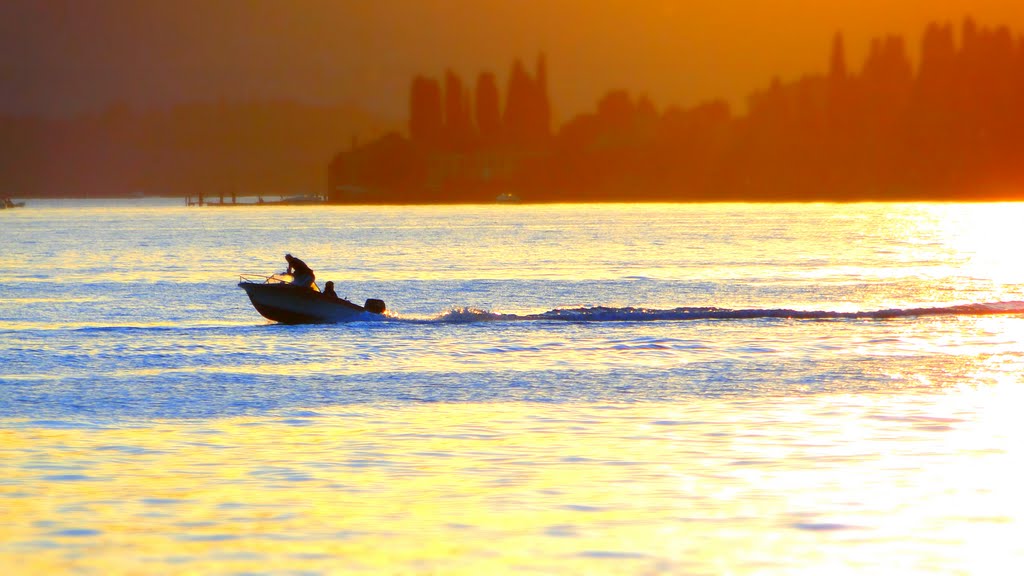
top-left (2, 200), bottom-right (1024, 574)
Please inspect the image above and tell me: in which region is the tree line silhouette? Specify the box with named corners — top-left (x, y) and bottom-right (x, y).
top-left (4, 18), bottom-right (1022, 202)
top-left (330, 18), bottom-right (1024, 203)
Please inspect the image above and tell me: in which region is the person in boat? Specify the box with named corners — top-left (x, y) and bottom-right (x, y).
top-left (284, 254), bottom-right (316, 289)
top-left (323, 281), bottom-right (339, 299)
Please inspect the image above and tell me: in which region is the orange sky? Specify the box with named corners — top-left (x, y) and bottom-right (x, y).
top-left (2, 0), bottom-right (1023, 121)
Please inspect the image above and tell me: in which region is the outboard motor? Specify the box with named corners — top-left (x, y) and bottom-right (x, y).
top-left (364, 299), bottom-right (386, 314)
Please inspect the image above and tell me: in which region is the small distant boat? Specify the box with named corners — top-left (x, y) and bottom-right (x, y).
top-left (238, 274), bottom-right (386, 324)
top-left (496, 192), bottom-right (521, 203)
top-left (2, 198), bottom-right (25, 209)
top-left (252, 194), bottom-right (326, 206)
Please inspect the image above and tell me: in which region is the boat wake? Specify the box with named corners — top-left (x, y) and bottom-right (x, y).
top-left (410, 301), bottom-right (1024, 324)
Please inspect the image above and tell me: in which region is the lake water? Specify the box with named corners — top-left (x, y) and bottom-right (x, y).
top-left (2, 200), bottom-right (1024, 574)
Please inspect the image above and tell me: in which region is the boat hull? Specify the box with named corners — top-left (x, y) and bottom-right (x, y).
top-left (239, 281), bottom-right (378, 324)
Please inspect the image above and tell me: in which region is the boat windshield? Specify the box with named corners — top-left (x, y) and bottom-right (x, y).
top-left (265, 274), bottom-right (320, 292)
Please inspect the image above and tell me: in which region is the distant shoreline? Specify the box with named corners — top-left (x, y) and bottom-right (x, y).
top-left (12, 194), bottom-right (1024, 205)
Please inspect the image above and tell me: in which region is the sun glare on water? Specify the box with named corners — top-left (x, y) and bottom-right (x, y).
top-left (932, 203), bottom-right (1024, 288)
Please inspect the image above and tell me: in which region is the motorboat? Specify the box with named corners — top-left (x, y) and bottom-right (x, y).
top-left (238, 274), bottom-right (386, 324)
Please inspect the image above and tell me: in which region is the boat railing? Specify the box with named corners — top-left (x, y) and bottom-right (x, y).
top-left (239, 273), bottom-right (293, 285)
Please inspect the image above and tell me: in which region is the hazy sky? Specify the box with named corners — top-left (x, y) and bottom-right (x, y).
top-left (3, 0), bottom-right (1023, 121)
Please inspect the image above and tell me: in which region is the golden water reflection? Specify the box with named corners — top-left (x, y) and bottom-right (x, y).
top-left (3, 389), bottom-right (1022, 574)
